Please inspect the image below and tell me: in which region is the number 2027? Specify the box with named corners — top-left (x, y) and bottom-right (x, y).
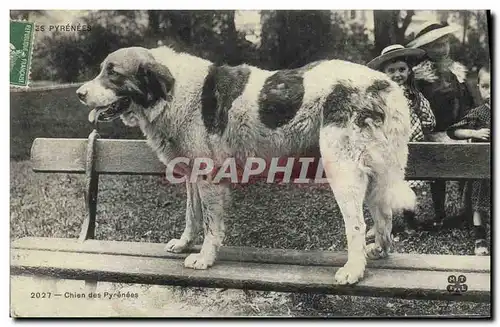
top-left (30, 292), bottom-right (51, 299)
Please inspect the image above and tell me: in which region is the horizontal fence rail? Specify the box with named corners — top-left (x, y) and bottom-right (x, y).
top-left (31, 139), bottom-right (491, 180)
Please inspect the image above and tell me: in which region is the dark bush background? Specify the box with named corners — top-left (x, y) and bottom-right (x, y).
top-left (10, 10), bottom-right (490, 84)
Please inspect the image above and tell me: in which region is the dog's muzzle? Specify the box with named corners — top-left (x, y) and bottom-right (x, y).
top-left (88, 97), bottom-right (132, 123)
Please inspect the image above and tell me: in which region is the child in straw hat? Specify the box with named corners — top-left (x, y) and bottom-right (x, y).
top-left (367, 44), bottom-right (436, 235)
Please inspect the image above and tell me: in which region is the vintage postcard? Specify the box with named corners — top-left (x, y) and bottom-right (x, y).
top-left (10, 9), bottom-right (491, 318)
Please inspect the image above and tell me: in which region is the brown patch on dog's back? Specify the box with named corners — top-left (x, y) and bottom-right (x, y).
top-left (201, 65), bottom-right (251, 136)
top-left (322, 82), bottom-right (359, 127)
top-left (362, 79), bottom-right (391, 127)
top-left (258, 61), bottom-right (323, 129)
top-left (366, 79), bottom-right (391, 95)
top-left (323, 80), bottom-right (388, 128)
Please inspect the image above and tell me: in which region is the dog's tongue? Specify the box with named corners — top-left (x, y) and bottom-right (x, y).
top-left (88, 108), bottom-right (98, 123)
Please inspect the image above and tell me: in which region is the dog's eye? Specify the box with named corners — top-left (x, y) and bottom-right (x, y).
top-left (106, 63), bottom-right (117, 75)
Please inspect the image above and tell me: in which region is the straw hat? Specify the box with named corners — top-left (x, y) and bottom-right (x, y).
top-left (406, 21), bottom-right (460, 49)
top-left (367, 44), bottom-right (426, 70)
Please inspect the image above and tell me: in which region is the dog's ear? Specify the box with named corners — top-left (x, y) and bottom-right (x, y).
top-left (137, 61), bottom-right (175, 105)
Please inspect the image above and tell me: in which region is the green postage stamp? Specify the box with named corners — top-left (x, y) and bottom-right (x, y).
top-left (10, 20), bottom-right (35, 87)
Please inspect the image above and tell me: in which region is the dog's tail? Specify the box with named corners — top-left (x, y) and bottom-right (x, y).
top-left (362, 79), bottom-right (416, 212)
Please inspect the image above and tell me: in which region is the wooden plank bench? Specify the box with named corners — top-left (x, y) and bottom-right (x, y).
top-left (11, 133), bottom-right (491, 303)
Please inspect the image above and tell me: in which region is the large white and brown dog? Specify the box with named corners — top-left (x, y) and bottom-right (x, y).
top-left (76, 46), bottom-right (416, 285)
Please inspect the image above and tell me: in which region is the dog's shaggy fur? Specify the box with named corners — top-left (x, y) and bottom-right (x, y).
top-left (77, 46), bottom-right (416, 285)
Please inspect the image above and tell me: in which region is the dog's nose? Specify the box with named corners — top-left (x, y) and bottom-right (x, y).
top-left (76, 88), bottom-right (88, 102)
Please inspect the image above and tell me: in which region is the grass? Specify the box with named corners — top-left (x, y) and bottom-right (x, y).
top-left (10, 85), bottom-right (491, 317)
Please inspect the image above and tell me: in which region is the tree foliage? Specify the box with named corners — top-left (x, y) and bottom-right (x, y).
top-left (32, 11), bottom-right (147, 82)
top-left (450, 10), bottom-right (490, 70)
top-left (259, 10), bottom-right (334, 69)
top-left (259, 11), bottom-right (373, 69)
top-left (22, 10), bottom-right (490, 83)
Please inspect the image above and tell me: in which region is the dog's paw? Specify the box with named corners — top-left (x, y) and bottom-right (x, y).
top-left (334, 261), bottom-right (365, 285)
top-left (184, 253), bottom-right (215, 270)
top-left (165, 238), bottom-right (191, 253)
top-left (365, 243), bottom-right (388, 260)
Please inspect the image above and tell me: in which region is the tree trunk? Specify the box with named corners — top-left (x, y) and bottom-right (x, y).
top-left (168, 11), bottom-right (192, 44)
top-left (148, 10), bottom-right (160, 37)
top-left (373, 10), bottom-right (399, 56)
top-left (259, 10), bottom-right (281, 69)
top-left (462, 11), bottom-right (470, 45)
top-left (397, 10), bottom-right (414, 45)
top-left (219, 11), bottom-right (240, 65)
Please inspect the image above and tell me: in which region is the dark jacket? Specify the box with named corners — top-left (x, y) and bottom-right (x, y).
top-left (413, 59), bottom-right (475, 132)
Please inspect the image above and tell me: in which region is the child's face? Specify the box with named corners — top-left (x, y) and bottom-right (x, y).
top-left (478, 70), bottom-right (491, 104)
top-left (421, 35), bottom-right (450, 61)
top-left (383, 61), bottom-right (410, 86)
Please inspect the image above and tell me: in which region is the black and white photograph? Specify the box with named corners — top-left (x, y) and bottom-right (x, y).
top-left (9, 9), bottom-right (491, 317)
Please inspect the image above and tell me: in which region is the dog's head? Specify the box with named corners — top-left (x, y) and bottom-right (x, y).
top-left (76, 47), bottom-right (175, 124)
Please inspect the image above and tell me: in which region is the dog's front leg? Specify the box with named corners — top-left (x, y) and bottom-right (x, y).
top-left (184, 180), bottom-right (230, 270)
top-left (165, 181), bottom-right (202, 253)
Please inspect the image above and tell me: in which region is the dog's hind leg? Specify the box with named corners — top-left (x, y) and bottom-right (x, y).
top-left (365, 179), bottom-right (393, 259)
top-left (184, 181), bottom-right (230, 269)
top-left (165, 181), bottom-right (203, 253)
top-left (320, 126), bottom-right (369, 285)
top-left (364, 159), bottom-right (415, 259)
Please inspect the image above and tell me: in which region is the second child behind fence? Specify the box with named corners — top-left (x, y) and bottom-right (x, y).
top-left (447, 66), bottom-right (491, 255)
